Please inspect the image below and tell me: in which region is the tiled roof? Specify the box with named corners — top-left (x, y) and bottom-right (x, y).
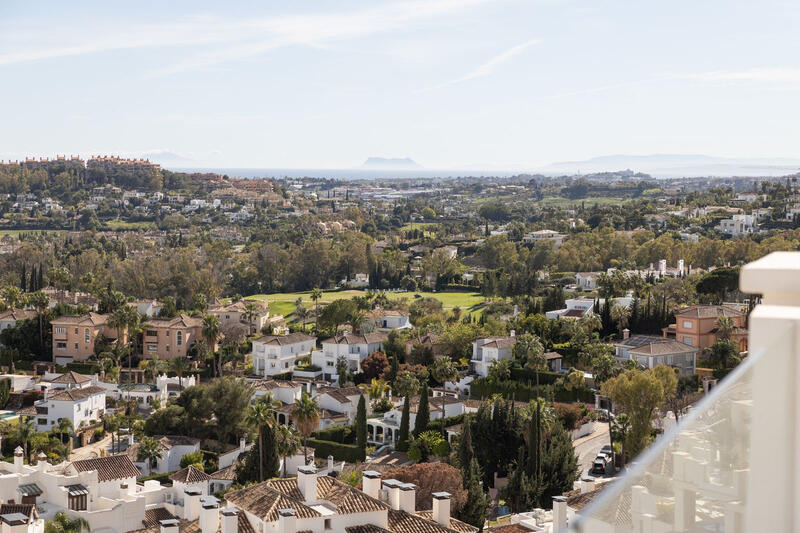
top-left (0, 309), bottom-right (37, 322)
top-left (0, 504), bottom-right (37, 522)
top-left (252, 332), bottom-right (315, 346)
top-left (323, 333), bottom-right (388, 345)
top-left (49, 370), bottom-right (92, 384)
top-left (476, 336), bottom-right (516, 349)
top-left (544, 351), bottom-right (562, 360)
top-left (252, 379), bottom-right (304, 391)
top-left (210, 462), bottom-right (238, 481)
top-left (413, 511), bottom-right (478, 533)
top-left (346, 526), bottom-right (391, 533)
top-left (225, 483), bottom-right (321, 522)
top-left (143, 507), bottom-right (177, 528)
top-left (147, 314), bottom-right (203, 329)
top-left (50, 312), bottom-right (108, 326)
top-left (71, 454), bottom-right (142, 482)
top-left (388, 509), bottom-right (474, 533)
top-left (674, 305), bottom-right (745, 318)
top-left (628, 339), bottom-right (696, 356)
top-left (316, 386), bottom-right (362, 404)
top-left (47, 385), bottom-right (105, 402)
top-left (170, 465), bottom-right (211, 484)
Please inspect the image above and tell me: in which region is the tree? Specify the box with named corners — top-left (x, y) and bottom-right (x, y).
top-left (292, 392), bottom-right (320, 465)
top-left (394, 370), bottom-right (420, 398)
top-left (202, 315), bottom-right (221, 377)
top-left (413, 382), bottom-right (430, 437)
top-left (431, 357), bottom-right (458, 385)
top-left (487, 358), bottom-right (512, 382)
top-left (503, 449), bottom-right (540, 513)
top-left (26, 291), bottom-right (50, 358)
top-left (310, 288), bottom-right (323, 318)
top-left (55, 418), bottom-right (74, 446)
top-left (356, 394), bottom-right (368, 450)
top-left (457, 416), bottom-right (474, 469)
top-left (243, 300), bottom-right (261, 334)
top-left (13, 418), bottom-right (35, 462)
top-left (601, 369), bottom-right (665, 463)
top-left (1, 285), bottom-right (24, 310)
top-left (384, 463), bottom-right (467, 512)
top-left (205, 377), bottom-right (253, 444)
top-left (715, 316), bottom-right (734, 341)
top-left (610, 304), bottom-right (631, 338)
top-left (458, 458), bottom-right (489, 530)
top-left (397, 395), bottom-right (411, 451)
top-left (538, 422), bottom-right (580, 506)
top-left (236, 422), bottom-right (279, 484)
top-left (275, 424), bottom-right (302, 477)
top-left (170, 357), bottom-right (191, 392)
top-left (137, 436), bottom-right (164, 475)
top-left (512, 333), bottom-right (545, 390)
top-left (562, 369), bottom-right (585, 401)
top-left (45, 512), bottom-right (90, 533)
top-left (707, 338), bottom-right (740, 369)
top-left (0, 378), bottom-right (10, 410)
top-left (247, 395), bottom-right (279, 482)
top-left (360, 351), bottom-right (389, 380)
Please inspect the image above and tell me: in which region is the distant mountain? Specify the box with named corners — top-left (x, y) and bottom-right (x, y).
top-left (541, 154), bottom-right (800, 178)
top-left (361, 157), bottom-right (422, 169)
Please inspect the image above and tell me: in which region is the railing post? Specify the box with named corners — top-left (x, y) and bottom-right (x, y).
top-left (741, 252), bottom-right (800, 532)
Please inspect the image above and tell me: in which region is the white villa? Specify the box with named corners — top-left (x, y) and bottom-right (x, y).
top-left (311, 333), bottom-right (388, 382)
top-left (251, 333), bottom-right (316, 377)
top-left (470, 335), bottom-right (517, 377)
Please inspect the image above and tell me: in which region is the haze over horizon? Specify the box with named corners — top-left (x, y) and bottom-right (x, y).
top-left (2, 0), bottom-right (800, 169)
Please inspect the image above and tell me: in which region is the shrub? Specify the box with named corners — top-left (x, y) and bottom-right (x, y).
top-left (306, 439), bottom-right (365, 463)
top-left (312, 425), bottom-right (355, 444)
top-left (553, 402), bottom-right (582, 430)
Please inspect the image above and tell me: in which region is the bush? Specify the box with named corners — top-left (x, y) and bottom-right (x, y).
top-left (306, 439), bottom-right (365, 463)
top-left (553, 402), bottom-right (582, 430)
top-left (180, 450), bottom-right (205, 469)
top-left (509, 368), bottom-right (562, 385)
top-left (470, 377), bottom-right (594, 404)
top-left (426, 414), bottom-right (465, 432)
top-left (66, 362), bottom-right (102, 375)
top-left (312, 425), bottom-right (355, 444)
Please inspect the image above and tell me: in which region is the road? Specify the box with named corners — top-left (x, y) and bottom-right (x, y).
top-left (69, 434), bottom-right (113, 461)
top-left (572, 424), bottom-right (611, 487)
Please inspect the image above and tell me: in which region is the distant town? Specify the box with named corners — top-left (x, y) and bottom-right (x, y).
top-left (0, 154), bottom-right (795, 533)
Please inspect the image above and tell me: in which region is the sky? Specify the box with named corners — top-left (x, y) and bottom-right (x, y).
top-left (1, 0), bottom-right (800, 170)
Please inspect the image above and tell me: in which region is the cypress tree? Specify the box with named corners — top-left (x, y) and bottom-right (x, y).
top-left (37, 264), bottom-right (43, 291)
top-left (397, 395), bottom-right (410, 451)
top-left (235, 423), bottom-right (279, 484)
top-left (458, 458), bottom-right (490, 530)
top-left (413, 382), bottom-right (429, 436)
top-left (527, 401), bottom-right (542, 479)
top-left (538, 422), bottom-right (580, 507)
top-left (356, 394), bottom-right (368, 450)
top-left (20, 264), bottom-right (26, 291)
top-left (28, 265), bottom-right (36, 293)
top-left (458, 416), bottom-right (474, 469)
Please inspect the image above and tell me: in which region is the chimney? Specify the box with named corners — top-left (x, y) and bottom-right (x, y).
top-left (552, 496), bottom-right (567, 533)
top-left (36, 451), bottom-right (48, 471)
top-left (297, 465), bottom-right (318, 502)
top-left (509, 330), bottom-right (515, 337)
top-left (239, 437), bottom-right (246, 454)
top-left (622, 328), bottom-right (630, 340)
top-left (278, 509), bottom-right (296, 533)
top-left (160, 519), bottom-right (180, 533)
top-left (13, 446), bottom-right (23, 472)
top-left (382, 479), bottom-right (401, 510)
top-left (199, 496), bottom-right (220, 533)
top-left (399, 483), bottom-right (416, 513)
top-left (362, 471), bottom-right (381, 499)
top-left (432, 492), bottom-right (451, 528)
top-left (327, 455), bottom-right (334, 472)
top-left (119, 483), bottom-right (130, 499)
top-left (220, 508), bottom-right (238, 533)
top-left (184, 489), bottom-right (202, 521)
top-left (580, 477), bottom-right (595, 494)
top-left (128, 433), bottom-right (134, 446)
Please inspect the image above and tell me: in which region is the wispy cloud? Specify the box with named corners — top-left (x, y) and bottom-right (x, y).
top-left (0, 0), bottom-right (500, 76)
top-left (678, 67), bottom-right (800, 84)
top-left (419, 38), bottom-right (540, 92)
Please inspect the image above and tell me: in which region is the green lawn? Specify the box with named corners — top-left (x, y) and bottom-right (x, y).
top-left (103, 220), bottom-right (155, 230)
top-left (535, 195), bottom-right (629, 208)
top-left (248, 289), bottom-right (488, 319)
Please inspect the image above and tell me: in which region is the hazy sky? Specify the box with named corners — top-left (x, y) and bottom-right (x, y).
top-left (1, 0), bottom-right (799, 169)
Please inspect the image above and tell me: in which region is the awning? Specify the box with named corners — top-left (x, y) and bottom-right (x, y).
top-left (65, 484), bottom-right (89, 496)
top-left (17, 484), bottom-right (42, 497)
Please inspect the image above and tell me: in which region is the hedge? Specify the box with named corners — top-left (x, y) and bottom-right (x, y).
top-left (427, 414), bottom-right (465, 431)
top-left (306, 439), bottom-right (365, 463)
top-left (66, 362), bottom-right (101, 375)
top-left (312, 425), bottom-right (355, 444)
top-left (509, 368), bottom-right (562, 385)
top-left (470, 377), bottom-right (594, 404)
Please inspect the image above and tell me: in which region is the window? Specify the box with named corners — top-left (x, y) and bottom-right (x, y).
top-left (146, 330), bottom-right (158, 337)
top-left (74, 343), bottom-right (78, 349)
top-left (683, 336), bottom-right (693, 346)
top-left (55, 327), bottom-right (66, 334)
top-left (326, 361), bottom-right (334, 367)
top-left (57, 342), bottom-right (67, 349)
top-left (324, 519), bottom-right (332, 530)
top-left (84, 328), bottom-right (90, 343)
top-left (37, 418), bottom-right (47, 425)
top-left (682, 321), bottom-right (693, 329)
top-left (74, 328), bottom-right (78, 334)
top-left (68, 492), bottom-right (87, 511)
top-left (147, 343), bottom-right (158, 353)
top-left (176, 331), bottom-right (183, 346)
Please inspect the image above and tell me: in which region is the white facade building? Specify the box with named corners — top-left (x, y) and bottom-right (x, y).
top-left (471, 335), bottom-right (516, 377)
top-left (251, 333), bottom-right (316, 377)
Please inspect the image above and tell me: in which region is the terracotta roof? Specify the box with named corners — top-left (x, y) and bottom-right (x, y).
top-left (225, 483), bottom-right (321, 522)
top-left (49, 370), bottom-right (92, 385)
top-left (628, 339), bottom-right (696, 356)
top-left (0, 309), bottom-right (37, 322)
top-left (323, 333), bottom-right (388, 345)
top-left (131, 514), bottom-right (255, 533)
top-left (544, 351), bottom-right (562, 360)
top-left (562, 309), bottom-right (588, 318)
top-left (346, 526), bottom-right (391, 533)
top-left (147, 314), bottom-right (203, 329)
top-left (47, 385), bottom-right (105, 402)
top-left (50, 312), bottom-right (108, 326)
top-left (252, 332), bottom-right (315, 346)
top-left (674, 305), bottom-right (745, 318)
top-left (388, 509), bottom-right (474, 533)
top-left (170, 465), bottom-right (211, 484)
top-left (143, 507), bottom-right (177, 528)
top-left (0, 504), bottom-right (37, 522)
top-left (315, 387), bottom-right (362, 404)
top-left (210, 462), bottom-right (238, 481)
top-left (476, 337), bottom-right (516, 349)
top-left (71, 454), bottom-right (141, 482)
top-left (252, 379), bottom-right (304, 391)
top-left (413, 511), bottom-right (478, 533)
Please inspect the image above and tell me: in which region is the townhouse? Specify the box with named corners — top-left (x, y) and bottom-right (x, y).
top-left (662, 305), bottom-right (748, 352)
top-left (311, 333), bottom-right (388, 382)
top-left (614, 334), bottom-right (698, 375)
top-left (0, 308), bottom-right (36, 333)
top-left (143, 315), bottom-right (205, 360)
top-left (251, 333), bottom-right (316, 377)
top-left (208, 300), bottom-right (269, 334)
top-left (50, 313), bottom-right (113, 364)
top-left (471, 334), bottom-right (517, 377)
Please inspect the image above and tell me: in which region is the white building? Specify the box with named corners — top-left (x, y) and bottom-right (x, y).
top-left (251, 333), bottom-right (316, 377)
top-left (365, 309), bottom-right (412, 332)
top-left (127, 436), bottom-right (202, 475)
top-left (718, 213), bottom-right (756, 236)
top-left (312, 387), bottom-right (366, 426)
top-left (575, 272), bottom-right (600, 290)
top-left (31, 385), bottom-right (105, 432)
top-left (523, 229), bottom-right (566, 248)
top-left (471, 335), bottom-right (516, 377)
top-left (366, 395), bottom-right (464, 445)
top-left (0, 308), bottom-right (37, 333)
top-left (311, 333), bottom-right (388, 382)
top-left (613, 334), bottom-right (698, 376)
top-left (546, 297), bottom-right (596, 320)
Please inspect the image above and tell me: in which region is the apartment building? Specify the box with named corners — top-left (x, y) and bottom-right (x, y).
top-left (50, 313), bottom-right (112, 364)
top-left (311, 332), bottom-right (388, 382)
top-left (251, 332), bottom-right (316, 377)
top-left (663, 305), bottom-right (747, 351)
top-left (143, 314), bottom-right (204, 360)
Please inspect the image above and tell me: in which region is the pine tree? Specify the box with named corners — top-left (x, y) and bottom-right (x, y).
top-left (413, 382), bottom-right (429, 436)
top-left (356, 394), bottom-right (367, 450)
top-left (503, 448), bottom-right (541, 513)
top-left (458, 458), bottom-right (490, 530)
top-left (397, 395), bottom-right (411, 451)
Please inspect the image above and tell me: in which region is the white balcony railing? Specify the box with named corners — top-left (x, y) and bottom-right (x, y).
top-left (572, 251), bottom-right (800, 533)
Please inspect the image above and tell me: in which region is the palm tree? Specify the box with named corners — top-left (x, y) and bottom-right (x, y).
top-left (346, 310), bottom-right (367, 334)
top-left (610, 303), bottom-right (631, 338)
top-left (1, 285), bottom-right (24, 310)
top-left (359, 378), bottom-right (390, 403)
top-left (310, 288), bottom-right (323, 319)
top-left (103, 414), bottom-right (120, 453)
top-left (247, 395), bottom-right (280, 482)
top-left (45, 512), bottom-right (91, 533)
top-left (26, 291), bottom-right (50, 358)
top-left (170, 356), bottom-right (191, 392)
top-left (292, 393), bottom-right (320, 465)
top-left (274, 425), bottom-right (301, 477)
top-left (143, 355), bottom-right (164, 382)
top-left (56, 418), bottom-right (74, 446)
top-left (295, 298), bottom-right (310, 330)
top-left (715, 316), bottom-right (734, 341)
top-left (136, 436), bottom-right (164, 475)
top-left (201, 314), bottom-right (221, 376)
top-left (243, 301), bottom-right (261, 335)
top-left (14, 418), bottom-right (35, 462)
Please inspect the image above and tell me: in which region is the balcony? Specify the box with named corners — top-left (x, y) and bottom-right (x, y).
top-left (571, 252), bottom-right (800, 533)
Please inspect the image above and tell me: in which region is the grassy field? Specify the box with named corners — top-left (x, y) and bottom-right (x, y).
top-left (103, 220), bottom-right (155, 230)
top-left (247, 289), bottom-right (487, 319)
top-left (399, 222), bottom-right (438, 232)
top-left (0, 229), bottom-right (64, 237)
top-left (535, 195), bottom-right (629, 207)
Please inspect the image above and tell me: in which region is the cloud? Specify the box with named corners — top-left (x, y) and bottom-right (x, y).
top-left (674, 67), bottom-right (800, 91)
top-left (418, 38), bottom-right (540, 92)
top-left (0, 0), bottom-right (500, 75)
